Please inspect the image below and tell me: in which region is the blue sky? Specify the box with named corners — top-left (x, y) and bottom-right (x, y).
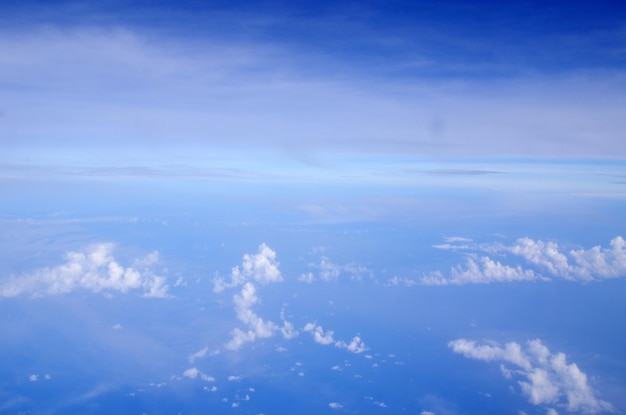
top-left (1, 1), bottom-right (626, 415)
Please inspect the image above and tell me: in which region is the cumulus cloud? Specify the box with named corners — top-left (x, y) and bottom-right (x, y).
top-left (506, 237), bottom-right (626, 281)
top-left (304, 323), bottom-right (368, 353)
top-left (421, 255), bottom-right (541, 285)
top-left (329, 402), bottom-right (343, 409)
top-left (212, 243), bottom-right (281, 293)
top-left (0, 244), bottom-right (168, 298)
top-left (211, 244), bottom-right (297, 351)
top-left (423, 236), bottom-right (626, 285)
top-left (449, 338), bottom-right (613, 414)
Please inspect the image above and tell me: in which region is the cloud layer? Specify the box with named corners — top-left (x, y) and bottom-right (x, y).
top-left (449, 338), bottom-right (613, 414)
top-left (0, 243), bottom-right (168, 297)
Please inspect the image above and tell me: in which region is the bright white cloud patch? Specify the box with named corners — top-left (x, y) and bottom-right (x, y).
top-left (0, 244), bottom-right (168, 297)
top-left (212, 243), bottom-right (282, 292)
top-left (329, 402), bottom-right (343, 409)
top-left (449, 339), bottom-right (613, 414)
top-left (423, 236), bottom-right (626, 285)
top-left (507, 236), bottom-right (626, 281)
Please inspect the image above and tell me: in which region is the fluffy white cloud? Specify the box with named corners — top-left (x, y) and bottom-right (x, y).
top-left (423, 236), bottom-right (626, 285)
top-left (211, 244), bottom-right (297, 351)
top-left (212, 243), bottom-right (281, 292)
top-left (329, 402), bottom-right (343, 409)
top-left (507, 236), bottom-right (626, 281)
top-left (449, 338), bottom-right (613, 414)
top-left (304, 323), bottom-right (368, 353)
top-left (421, 255), bottom-right (541, 285)
top-left (0, 244), bottom-right (168, 297)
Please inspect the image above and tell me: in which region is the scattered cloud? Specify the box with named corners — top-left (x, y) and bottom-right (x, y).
top-left (300, 256), bottom-right (372, 283)
top-left (329, 402), bottom-right (343, 409)
top-left (182, 368), bottom-right (215, 382)
top-left (303, 323), bottom-right (368, 353)
top-left (29, 375), bottom-right (38, 382)
top-left (0, 244), bottom-right (168, 298)
top-left (449, 338), bottom-right (614, 414)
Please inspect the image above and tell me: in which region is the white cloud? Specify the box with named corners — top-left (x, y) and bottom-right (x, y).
top-left (336, 336), bottom-right (368, 354)
top-left (304, 323), bottom-right (335, 345)
top-left (329, 402), bottom-right (343, 409)
top-left (227, 375), bottom-right (241, 381)
top-left (188, 346), bottom-right (209, 363)
top-left (421, 255), bottom-right (541, 285)
top-left (449, 338), bottom-right (614, 414)
top-left (507, 236), bottom-right (626, 281)
top-left (304, 323), bottom-right (368, 353)
top-left (424, 236), bottom-right (626, 286)
top-left (29, 374), bottom-right (38, 382)
top-left (385, 276), bottom-right (417, 287)
top-left (182, 368), bottom-right (214, 382)
top-left (213, 244), bottom-right (297, 351)
top-left (0, 244), bottom-right (168, 298)
top-left (421, 411), bottom-right (435, 415)
top-left (112, 323), bottom-right (123, 330)
top-left (183, 368), bottom-right (200, 379)
top-left (212, 243), bottom-right (281, 292)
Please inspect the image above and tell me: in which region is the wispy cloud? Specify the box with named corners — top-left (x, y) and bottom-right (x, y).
top-left (299, 256), bottom-right (372, 283)
top-left (0, 243), bottom-right (168, 297)
top-left (449, 338), bottom-right (614, 414)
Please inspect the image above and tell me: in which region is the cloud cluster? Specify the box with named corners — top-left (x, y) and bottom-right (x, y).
top-left (0, 244), bottom-right (168, 297)
top-left (211, 244), bottom-right (296, 351)
top-left (303, 323), bottom-right (367, 354)
top-left (449, 338), bottom-right (613, 414)
top-left (423, 236), bottom-right (626, 285)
